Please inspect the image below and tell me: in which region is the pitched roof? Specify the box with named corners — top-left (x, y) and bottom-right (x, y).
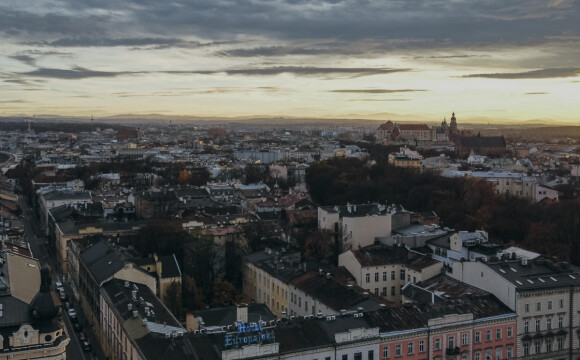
top-left (159, 254), bottom-right (182, 278)
top-left (80, 240), bottom-right (125, 285)
top-left (194, 304), bottom-right (275, 328)
top-left (351, 244), bottom-right (440, 270)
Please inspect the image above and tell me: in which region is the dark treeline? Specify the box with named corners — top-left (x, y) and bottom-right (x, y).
top-left (305, 156), bottom-right (580, 265)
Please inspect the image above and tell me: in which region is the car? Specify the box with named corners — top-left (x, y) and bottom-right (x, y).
top-left (55, 281), bottom-right (63, 292)
top-left (67, 308), bottom-right (76, 317)
top-left (70, 315), bottom-right (79, 323)
top-left (82, 341), bottom-right (92, 352)
top-left (63, 301), bottom-right (71, 310)
top-left (59, 290), bottom-right (67, 301)
top-left (79, 331), bottom-right (87, 342)
top-left (73, 322), bottom-right (82, 332)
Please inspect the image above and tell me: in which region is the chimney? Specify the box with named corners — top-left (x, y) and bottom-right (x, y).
top-left (237, 304), bottom-right (248, 324)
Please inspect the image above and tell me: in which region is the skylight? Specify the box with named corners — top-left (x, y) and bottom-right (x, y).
top-left (527, 279), bottom-right (534, 284)
top-left (538, 278), bottom-right (545, 283)
top-left (516, 280), bottom-right (523, 286)
top-left (550, 277), bottom-right (558, 282)
top-left (569, 274), bottom-right (577, 280)
top-left (510, 268), bottom-right (517, 272)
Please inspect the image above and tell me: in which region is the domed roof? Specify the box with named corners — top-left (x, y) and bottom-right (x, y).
top-left (29, 267), bottom-right (58, 320)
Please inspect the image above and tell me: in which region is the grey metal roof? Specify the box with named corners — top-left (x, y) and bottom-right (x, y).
top-left (486, 258), bottom-right (580, 291)
top-left (80, 240), bottom-right (125, 285)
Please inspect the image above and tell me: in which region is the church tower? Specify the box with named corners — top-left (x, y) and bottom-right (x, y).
top-left (449, 112), bottom-right (458, 134)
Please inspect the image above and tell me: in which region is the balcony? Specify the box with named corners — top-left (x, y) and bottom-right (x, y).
top-left (446, 347), bottom-right (461, 356)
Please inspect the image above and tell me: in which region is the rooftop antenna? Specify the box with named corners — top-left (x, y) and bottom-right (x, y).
top-left (91, 115), bottom-right (94, 126)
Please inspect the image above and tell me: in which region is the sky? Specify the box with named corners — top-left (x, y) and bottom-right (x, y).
top-left (1, 0), bottom-right (579, 123)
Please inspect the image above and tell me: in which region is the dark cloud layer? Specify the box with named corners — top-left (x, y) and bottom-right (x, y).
top-left (21, 66), bottom-right (139, 79)
top-left (462, 68), bottom-right (580, 79)
top-left (17, 65), bottom-right (408, 80)
top-left (3, 1), bottom-right (579, 54)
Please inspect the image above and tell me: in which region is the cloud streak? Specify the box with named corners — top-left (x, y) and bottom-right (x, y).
top-left (329, 89), bottom-right (426, 94)
top-left (461, 68), bottom-right (580, 79)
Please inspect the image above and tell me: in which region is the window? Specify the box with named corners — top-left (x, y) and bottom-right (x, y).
top-left (475, 331), bottom-right (481, 343)
top-left (395, 344), bottom-right (401, 357)
top-left (391, 271), bottom-right (395, 280)
top-left (548, 300), bottom-right (553, 310)
top-left (486, 330), bottom-right (491, 341)
top-left (326, 357), bottom-right (331, 360)
top-left (375, 288), bottom-right (379, 295)
top-left (366, 273), bottom-right (370, 283)
top-left (507, 326), bottom-right (512, 338)
top-left (354, 353), bottom-right (362, 360)
top-left (407, 342), bottom-right (414, 355)
top-left (534, 340), bottom-right (541, 354)
top-left (382, 287), bottom-right (387, 296)
top-left (507, 346), bottom-right (513, 358)
top-left (448, 336), bottom-right (455, 349)
top-left (523, 342), bottom-right (530, 356)
top-left (305, 301), bottom-right (308, 310)
top-left (419, 340), bottom-right (424, 352)
top-left (524, 320), bottom-right (529, 333)
top-left (547, 317), bottom-right (552, 330)
top-left (413, 276), bottom-right (416, 283)
top-left (558, 315), bottom-right (564, 328)
top-left (391, 286), bottom-right (395, 296)
top-left (496, 328), bottom-right (501, 340)
top-left (382, 346), bottom-right (389, 359)
top-left (496, 347), bottom-right (502, 360)
top-left (475, 351), bottom-right (481, 360)
top-left (383, 272), bottom-right (387, 281)
top-left (400, 269), bottom-right (405, 280)
top-left (546, 338), bottom-right (552, 352)
top-left (559, 299), bottom-right (564, 308)
top-left (462, 333), bottom-right (468, 345)
top-left (535, 319), bottom-right (541, 331)
top-left (368, 350), bottom-right (374, 360)
top-left (557, 337), bottom-right (564, 350)
top-left (435, 338), bottom-right (441, 350)
top-left (536, 302), bottom-right (541, 311)
top-left (343, 354), bottom-right (348, 360)
top-left (525, 303), bottom-right (529, 312)
top-left (375, 272), bottom-right (379, 282)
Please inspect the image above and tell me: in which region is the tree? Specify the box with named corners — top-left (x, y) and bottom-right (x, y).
top-left (164, 281), bottom-right (183, 318)
top-left (211, 278), bottom-right (238, 307)
top-left (178, 169), bottom-right (190, 184)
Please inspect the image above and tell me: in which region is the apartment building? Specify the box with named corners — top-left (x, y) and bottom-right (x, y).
top-left (338, 244), bottom-right (442, 302)
top-left (318, 203), bottom-right (394, 249)
top-left (452, 257), bottom-right (580, 359)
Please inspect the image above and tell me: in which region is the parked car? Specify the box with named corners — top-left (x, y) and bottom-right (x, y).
top-left (73, 322), bottom-right (82, 332)
top-left (55, 281), bottom-right (63, 292)
top-left (82, 341), bottom-right (92, 352)
top-left (79, 331), bottom-right (87, 342)
top-left (59, 290), bottom-right (67, 301)
top-left (63, 301), bottom-right (71, 310)
top-left (67, 308), bottom-right (76, 317)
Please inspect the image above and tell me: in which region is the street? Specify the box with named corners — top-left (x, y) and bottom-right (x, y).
top-left (19, 195), bottom-right (105, 360)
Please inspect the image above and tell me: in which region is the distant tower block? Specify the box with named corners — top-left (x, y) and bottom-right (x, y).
top-left (25, 117), bottom-right (34, 133)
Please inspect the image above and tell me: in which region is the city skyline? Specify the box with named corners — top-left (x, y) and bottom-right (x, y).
top-left (1, 0), bottom-right (579, 123)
